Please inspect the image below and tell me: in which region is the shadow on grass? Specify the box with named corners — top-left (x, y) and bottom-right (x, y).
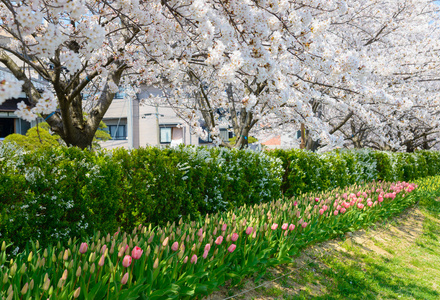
top-left (287, 249), bottom-right (440, 300)
top-left (287, 200), bottom-right (440, 300)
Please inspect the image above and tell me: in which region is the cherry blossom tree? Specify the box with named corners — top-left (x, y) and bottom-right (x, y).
top-left (0, 0), bottom-right (153, 148)
top-left (139, 0), bottom-right (374, 149)
top-left (1, 0), bottom-right (439, 151)
top-left (305, 0), bottom-right (440, 152)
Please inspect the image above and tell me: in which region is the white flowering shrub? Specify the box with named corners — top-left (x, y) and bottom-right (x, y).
top-left (0, 145), bottom-right (283, 250)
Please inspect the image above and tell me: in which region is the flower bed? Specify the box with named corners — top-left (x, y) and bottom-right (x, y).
top-left (2, 177), bottom-right (434, 300)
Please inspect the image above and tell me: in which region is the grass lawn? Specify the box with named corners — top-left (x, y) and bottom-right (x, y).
top-left (205, 197), bottom-right (440, 300)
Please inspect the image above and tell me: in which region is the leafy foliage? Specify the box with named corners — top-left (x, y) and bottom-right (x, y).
top-left (269, 149), bottom-right (440, 198)
top-left (0, 145), bottom-right (282, 250)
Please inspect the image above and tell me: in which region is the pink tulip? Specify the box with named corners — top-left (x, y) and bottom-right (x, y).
top-left (227, 244), bottom-right (236, 253)
top-left (231, 233), bottom-right (239, 242)
top-left (301, 222), bottom-right (308, 228)
top-left (294, 201), bottom-right (298, 206)
top-left (340, 207), bottom-right (346, 214)
top-left (203, 250), bottom-right (209, 259)
top-left (183, 256), bottom-right (188, 263)
top-left (191, 254), bottom-right (197, 264)
top-left (378, 195), bottom-right (383, 202)
top-left (246, 226), bottom-right (253, 235)
top-left (171, 242), bottom-right (179, 252)
top-left (197, 228), bottom-right (203, 237)
top-left (121, 272), bottom-right (129, 285)
top-left (289, 224), bottom-right (295, 231)
top-left (100, 245), bottom-right (107, 254)
top-left (221, 224), bottom-right (227, 231)
top-left (356, 191), bottom-right (361, 197)
top-left (122, 255), bottom-right (132, 268)
top-left (281, 223), bottom-right (288, 230)
top-left (271, 223), bottom-right (278, 230)
top-left (204, 244), bottom-right (211, 252)
top-left (215, 236), bottom-right (223, 245)
top-left (357, 203), bottom-right (364, 209)
top-left (315, 197), bottom-right (319, 202)
top-left (319, 209), bottom-right (324, 215)
top-left (79, 243), bottom-right (88, 254)
top-left (131, 246), bottom-right (143, 260)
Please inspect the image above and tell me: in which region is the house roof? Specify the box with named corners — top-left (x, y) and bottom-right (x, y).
top-left (0, 98), bottom-right (30, 112)
top-left (262, 136), bottom-right (281, 146)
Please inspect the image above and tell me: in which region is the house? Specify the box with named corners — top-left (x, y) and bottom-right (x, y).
top-left (100, 86), bottom-right (232, 149)
top-left (0, 31), bottom-right (48, 141)
top-left (0, 67), bottom-right (48, 141)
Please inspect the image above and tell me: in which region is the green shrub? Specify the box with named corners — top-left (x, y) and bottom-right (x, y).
top-left (0, 144), bottom-right (282, 251)
top-left (269, 148), bottom-right (440, 198)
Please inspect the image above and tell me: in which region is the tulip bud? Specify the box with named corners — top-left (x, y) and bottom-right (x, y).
top-left (53, 253), bottom-right (58, 263)
top-left (41, 257), bottom-right (46, 268)
top-left (1, 241), bottom-right (5, 251)
top-left (89, 252), bottom-right (96, 263)
top-left (42, 278), bottom-right (50, 291)
top-left (57, 277), bottom-right (64, 288)
top-left (118, 246), bottom-right (125, 258)
top-left (68, 238), bottom-right (72, 246)
top-left (35, 240), bottom-right (39, 250)
top-left (3, 271), bottom-right (8, 283)
top-left (83, 261), bottom-right (89, 272)
top-left (162, 237), bottom-right (169, 247)
top-left (72, 244), bottom-right (77, 253)
top-left (61, 269), bottom-right (68, 281)
top-left (43, 248), bottom-right (48, 258)
top-left (73, 287), bottom-right (80, 298)
top-left (63, 249), bottom-right (69, 261)
top-left (10, 263), bottom-right (17, 277)
top-left (68, 260), bottom-right (74, 269)
top-left (98, 254), bottom-right (105, 267)
top-left (153, 258), bottom-right (159, 269)
top-left (44, 273), bottom-right (49, 283)
top-left (30, 279), bottom-right (34, 290)
top-left (76, 266), bottom-right (81, 277)
top-left (90, 263), bottom-right (96, 274)
top-left (20, 263), bottom-right (26, 274)
top-left (106, 233), bottom-right (111, 243)
top-left (7, 285), bottom-right (13, 297)
top-left (121, 272), bottom-right (129, 285)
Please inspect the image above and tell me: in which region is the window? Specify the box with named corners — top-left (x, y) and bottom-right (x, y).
top-left (297, 130), bottom-right (301, 139)
top-left (160, 127), bottom-right (172, 143)
top-left (114, 87), bottom-right (126, 99)
top-left (160, 126), bottom-right (184, 145)
top-left (199, 128), bottom-right (231, 143)
top-left (108, 125), bottom-right (126, 140)
top-left (220, 129), bottom-right (230, 142)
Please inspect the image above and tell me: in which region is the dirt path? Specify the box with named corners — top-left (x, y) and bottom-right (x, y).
top-left (203, 207), bottom-right (425, 300)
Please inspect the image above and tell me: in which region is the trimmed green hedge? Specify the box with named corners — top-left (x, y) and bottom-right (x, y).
top-left (269, 148), bottom-right (440, 198)
top-left (2, 144), bottom-right (439, 253)
top-left (0, 144), bottom-right (283, 251)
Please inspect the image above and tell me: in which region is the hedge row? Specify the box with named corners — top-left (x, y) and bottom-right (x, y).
top-left (269, 148), bottom-right (440, 198)
top-left (1, 144), bottom-right (439, 252)
top-left (0, 144), bottom-right (283, 251)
